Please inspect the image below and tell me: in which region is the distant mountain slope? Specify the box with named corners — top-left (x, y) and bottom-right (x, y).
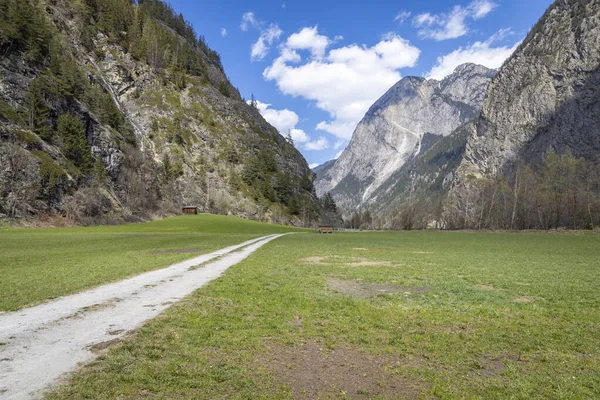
top-left (0, 0), bottom-right (318, 225)
top-left (315, 63), bottom-right (495, 213)
top-left (313, 159), bottom-right (335, 181)
top-left (382, 0), bottom-right (600, 230)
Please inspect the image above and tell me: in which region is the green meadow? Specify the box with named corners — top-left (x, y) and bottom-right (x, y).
top-left (43, 229), bottom-right (600, 399)
top-left (0, 214), bottom-right (305, 311)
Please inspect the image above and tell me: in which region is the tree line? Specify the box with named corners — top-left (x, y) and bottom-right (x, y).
top-left (387, 150), bottom-right (600, 230)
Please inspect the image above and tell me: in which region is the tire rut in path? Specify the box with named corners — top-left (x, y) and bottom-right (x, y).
top-left (0, 234), bottom-right (289, 399)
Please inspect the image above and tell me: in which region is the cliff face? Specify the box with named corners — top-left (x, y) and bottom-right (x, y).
top-left (315, 63), bottom-right (495, 212)
top-left (0, 0), bottom-right (318, 225)
top-left (454, 0), bottom-right (600, 185)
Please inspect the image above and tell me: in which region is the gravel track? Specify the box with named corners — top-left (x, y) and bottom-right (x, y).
top-left (0, 234), bottom-right (288, 399)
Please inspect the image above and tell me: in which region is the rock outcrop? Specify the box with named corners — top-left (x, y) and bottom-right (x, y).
top-left (316, 63), bottom-right (495, 212)
top-left (454, 0), bottom-right (600, 185)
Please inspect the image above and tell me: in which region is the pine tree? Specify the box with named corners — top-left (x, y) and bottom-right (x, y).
top-left (288, 196), bottom-right (301, 215)
top-left (128, 7), bottom-right (144, 59)
top-left (169, 56), bottom-right (187, 90)
top-left (161, 153), bottom-right (174, 183)
top-left (275, 171), bottom-right (292, 205)
top-left (25, 77), bottom-right (50, 141)
top-left (93, 156), bottom-right (108, 186)
top-left (322, 192), bottom-right (338, 213)
top-left (56, 113), bottom-right (92, 173)
top-left (285, 131), bottom-right (294, 146)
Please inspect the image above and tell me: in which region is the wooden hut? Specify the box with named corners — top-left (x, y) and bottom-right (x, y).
top-left (182, 206), bottom-right (198, 215)
top-left (318, 225), bottom-right (334, 234)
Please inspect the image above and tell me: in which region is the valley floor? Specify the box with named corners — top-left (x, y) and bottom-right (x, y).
top-left (0, 234), bottom-right (288, 399)
top-left (1, 218), bottom-right (599, 399)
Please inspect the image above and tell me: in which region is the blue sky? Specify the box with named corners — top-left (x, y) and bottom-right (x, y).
top-left (170, 0), bottom-right (553, 167)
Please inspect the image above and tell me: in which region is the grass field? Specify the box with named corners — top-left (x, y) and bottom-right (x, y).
top-left (0, 214), bottom-right (305, 311)
top-left (45, 230), bottom-right (600, 399)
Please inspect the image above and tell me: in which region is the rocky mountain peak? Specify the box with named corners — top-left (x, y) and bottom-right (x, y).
top-left (315, 63), bottom-right (495, 212)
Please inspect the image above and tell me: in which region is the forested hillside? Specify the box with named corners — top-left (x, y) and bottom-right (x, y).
top-left (0, 0), bottom-right (320, 225)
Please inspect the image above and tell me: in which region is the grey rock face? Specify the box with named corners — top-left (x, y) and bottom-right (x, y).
top-left (316, 63), bottom-right (495, 211)
top-left (454, 0), bottom-right (600, 186)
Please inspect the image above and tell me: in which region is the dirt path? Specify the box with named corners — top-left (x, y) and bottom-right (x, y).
top-left (0, 234), bottom-right (288, 399)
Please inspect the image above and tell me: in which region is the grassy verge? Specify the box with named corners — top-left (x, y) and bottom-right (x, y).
top-left (46, 231), bottom-right (600, 399)
top-left (0, 214), bottom-right (305, 311)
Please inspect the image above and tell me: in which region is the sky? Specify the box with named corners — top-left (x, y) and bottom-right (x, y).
top-left (169, 0), bottom-right (554, 168)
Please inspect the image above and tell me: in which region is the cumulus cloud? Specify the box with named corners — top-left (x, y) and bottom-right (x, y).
top-left (285, 26), bottom-right (331, 59)
top-left (220, 28), bottom-right (228, 37)
top-left (309, 163), bottom-right (319, 169)
top-left (304, 137), bottom-right (329, 151)
top-left (264, 28), bottom-right (420, 139)
top-left (250, 101), bottom-right (329, 151)
top-left (426, 30), bottom-right (520, 80)
top-left (413, 0), bottom-right (497, 41)
top-left (251, 100), bottom-right (298, 133)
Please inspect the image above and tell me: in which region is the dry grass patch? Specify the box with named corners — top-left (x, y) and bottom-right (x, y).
top-left (347, 260), bottom-right (397, 267)
top-left (472, 354), bottom-right (523, 377)
top-left (299, 256), bottom-right (330, 265)
top-left (299, 256), bottom-right (403, 268)
top-left (475, 284), bottom-right (500, 291)
top-left (513, 296), bottom-right (536, 303)
top-left (327, 279), bottom-right (432, 299)
top-left (255, 340), bottom-right (425, 399)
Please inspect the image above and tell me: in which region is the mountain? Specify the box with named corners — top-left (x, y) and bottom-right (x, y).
top-left (380, 0), bottom-right (600, 230)
top-left (315, 63), bottom-right (495, 212)
top-left (454, 0), bottom-right (600, 186)
top-left (0, 0), bottom-right (318, 225)
top-left (313, 159), bottom-right (335, 179)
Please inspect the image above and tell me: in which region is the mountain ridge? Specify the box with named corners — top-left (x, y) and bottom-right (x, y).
top-left (315, 63), bottom-right (495, 212)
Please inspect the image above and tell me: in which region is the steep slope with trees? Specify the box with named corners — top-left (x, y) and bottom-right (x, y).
top-left (0, 0), bottom-right (319, 225)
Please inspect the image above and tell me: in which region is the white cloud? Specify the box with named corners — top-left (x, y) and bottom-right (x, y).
top-left (220, 28), bottom-right (228, 37)
top-left (264, 28), bottom-right (420, 139)
top-left (426, 30), bottom-right (520, 80)
top-left (286, 26), bottom-right (331, 59)
top-left (240, 12), bottom-right (259, 32)
top-left (290, 128), bottom-right (310, 144)
top-left (335, 150), bottom-right (343, 159)
top-left (413, 0), bottom-right (497, 41)
top-left (251, 100), bottom-right (299, 134)
top-left (304, 137), bottom-right (329, 151)
top-left (250, 100), bottom-right (329, 151)
top-left (251, 24), bottom-right (282, 61)
top-left (309, 163), bottom-right (319, 169)
top-left (241, 12), bottom-right (283, 61)
top-left (395, 11), bottom-right (412, 23)
top-left (469, 0), bottom-right (498, 19)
